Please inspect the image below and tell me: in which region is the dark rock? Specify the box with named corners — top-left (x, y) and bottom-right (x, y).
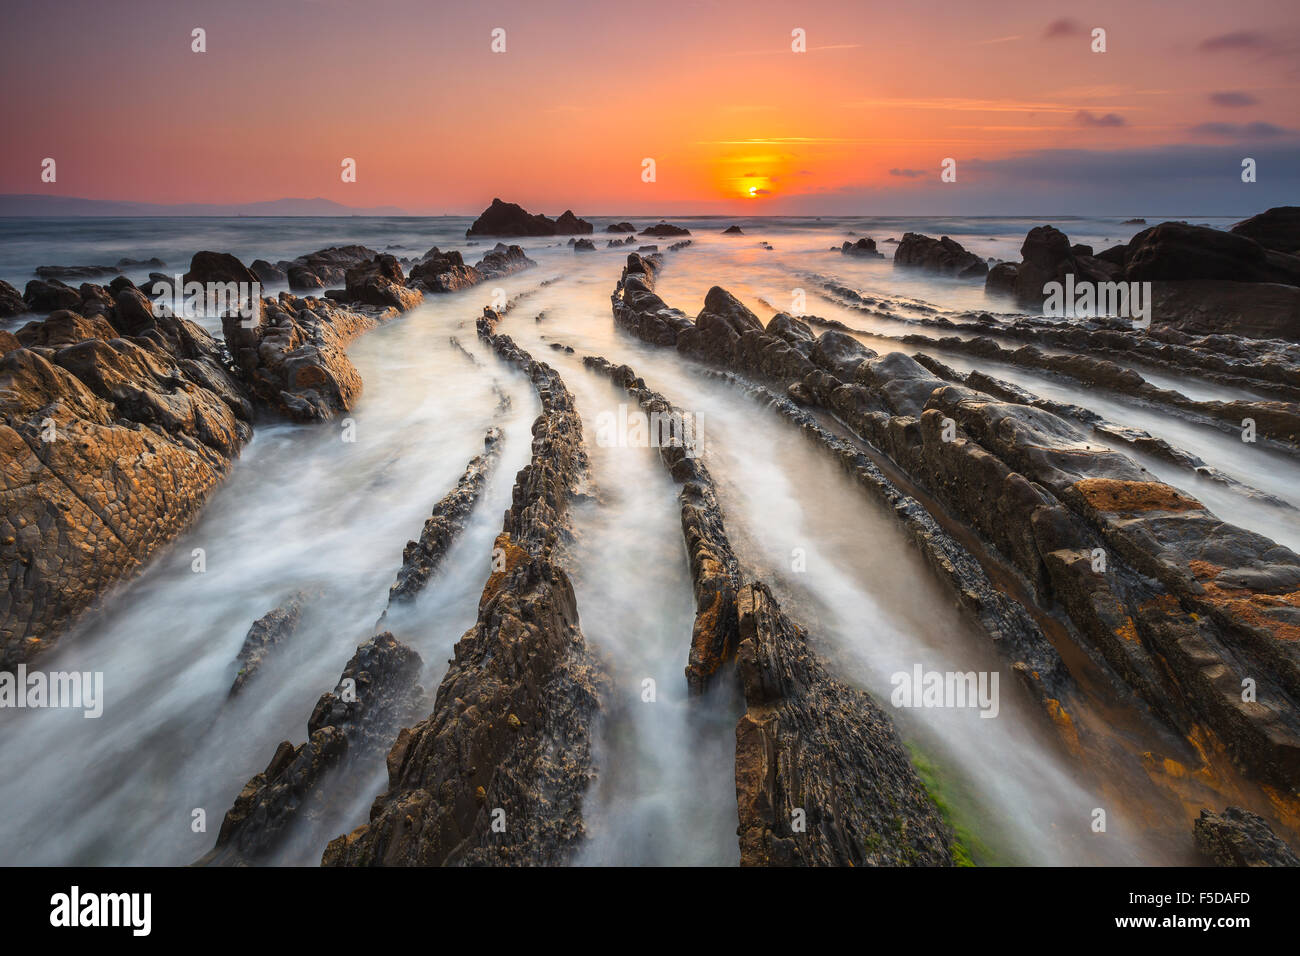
top-left (735, 583), bottom-right (953, 866)
top-left (201, 632), bottom-right (424, 865)
top-left (1125, 222), bottom-right (1300, 286)
top-left (573, 238), bottom-right (596, 252)
top-left (23, 278), bottom-right (81, 313)
top-left (841, 237), bottom-right (884, 258)
top-left (640, 222), bottom-right (691, 237)
top-left (1194, 807), bottom-right (1300, 866)
top-left (250, 259), bottom-right (286, 284)
top-left (465, 197), bottom-right (590, 237)
top-left (985, 261), bottom-right (1019, 297)
top-left (229, 595), bottom-right (305, 696)
top-left (554, 210), bottom-right (594, 235)
top-left (894, 233), bottom-right (987, 278)
top-left (388, 428), bottom-right (504, 603)
top-left (605, 222), bottom-right (635, 233)
top-left (1231, 207), bottom-right (1300, 255)
top-left (183, 251), bottom-right (260, 288)
top-left (34, 265), bottom-right (120, 281)
top-left (343, 255), bottom-right (423, 312)
top-left (0, 280), bottom-right (28, 318)
top-left (722, 225), bottom-right (745, 235)
top-left (323, 324), bottom-right (606, 867)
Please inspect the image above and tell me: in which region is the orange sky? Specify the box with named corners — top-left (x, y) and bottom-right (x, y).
top-left (1, 0), bottom-right (1297, 214)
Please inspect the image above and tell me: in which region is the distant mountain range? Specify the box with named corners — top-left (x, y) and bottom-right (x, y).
top-left (0, 194), bottom-right (410, 217)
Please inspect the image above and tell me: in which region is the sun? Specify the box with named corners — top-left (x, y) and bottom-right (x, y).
top-left (748, 186), bottom-right (758, 198)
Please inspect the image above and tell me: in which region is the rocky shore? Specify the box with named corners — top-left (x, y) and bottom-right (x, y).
top-left (2, 239), bottom-right (533, 666)
top-left (609, 246), bottom-right (1300, 813)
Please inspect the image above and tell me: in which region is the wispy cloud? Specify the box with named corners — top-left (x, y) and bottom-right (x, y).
top-left (847, 96), bottom-right (1142, 116)
top-left (1199, 31), bottom-right (1273, 53)
top-left (1044, 18), bottom-right (1084, 39)
top-left (1188, 121), bottom-right (1291, 140)
top-left (1208, 91), bottom-right (1260, 107)
top-left (889, 168), bottom-right (927, 178)
top-left (1075, 110), bottom-right (1127, 128)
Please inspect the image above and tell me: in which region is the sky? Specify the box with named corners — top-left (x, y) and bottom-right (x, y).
top-left (1, 0), bottom-right (1297, 215)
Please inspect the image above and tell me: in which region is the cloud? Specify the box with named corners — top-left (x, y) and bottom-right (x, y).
top-left (753, 188), bottom-right (771, 195)
top-left (1188, 121), bottom-right (1290, 140)
top-left (1199, 31), bottom-right (1273, 53)
top-left (1075, 110), bottom-right (1126, 128)
top-left (1044, 19), bottom-right (1083, 39)
top-left (1208, 91), bottom-right (1259, 107)
top-left (889, 168), bottom-right (927, 178)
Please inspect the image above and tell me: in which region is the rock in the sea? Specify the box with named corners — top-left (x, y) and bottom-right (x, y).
top-left (285, 246), bottom-right (379, 291)
top-left (573, 238), bottom-right (596, 252)
top-left (200, 632), bottom-right (424, 865)
top-left (229, 595), bottom-right (305, 696)
top-left (183, 251), bottom-right (260, 288)
top-left (841, 237), bottom-right (884, 258)
top-left (34, 264), bottom-right (121, 281)
top-left (985, 261), bottom-right (1019, 297)
top-left (1194, 807), bottom-right (1300, 866)
top-left (465, 198), bottom-right (591, 237)
top-left (388, 428), bottom-right (504, 603)
top-left (640, 222), bottom-right (691, 237)
top-left (606, 221), bottom-right (635, 233)
top-left (221, 291), bottom-right (379, 422)
top-left (722, 225), bottom-right (745, 235)
top-left (894, 233), bottom-right (987, 278)
top-left (322, 317), bottom-right (605, 867)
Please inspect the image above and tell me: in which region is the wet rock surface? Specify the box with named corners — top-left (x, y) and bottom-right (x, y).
top-left (582, 353), bottom-right (953, 866)
top-left (1, 287), bottom-right (252, 667)
top-left (229, 594), bottom-right (306, 696)
top-left (1194, 807), bottom-right (1300, 866)
top-left (734, 583), bottom-right (952, 866)
top-left (322, 312), bottom-right (606, 866)
top-left (608, 254), bottom-right (1300, 799)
